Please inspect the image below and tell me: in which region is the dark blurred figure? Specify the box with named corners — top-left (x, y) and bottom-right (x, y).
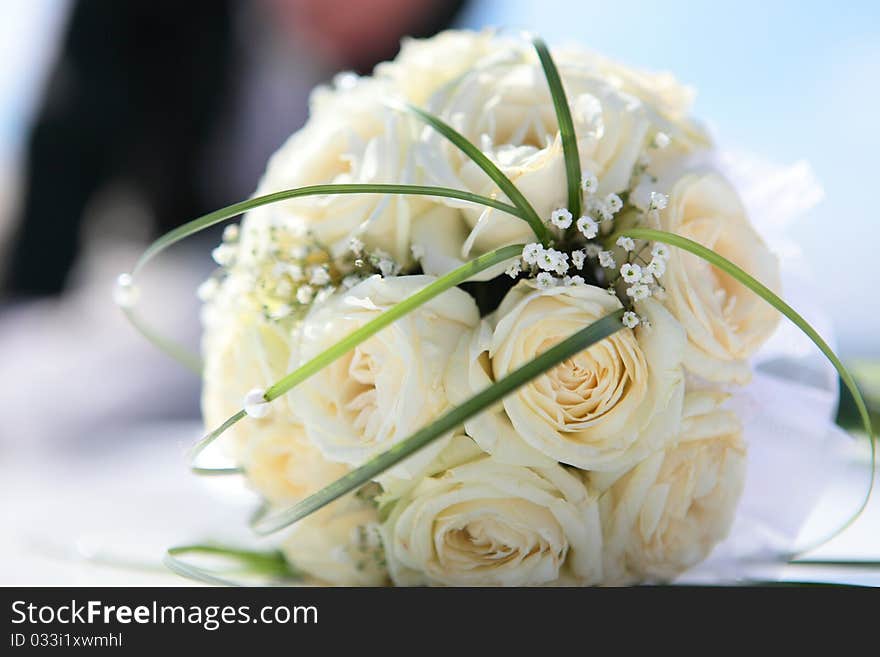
top-left (2, 0), bottom-right (467, 298)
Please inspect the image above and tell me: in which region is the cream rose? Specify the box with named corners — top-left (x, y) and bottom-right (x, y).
top-left (381, 436), bottom-right (602, 586)
top-left (449, 282), bottom-right (685, 471)
top-left (657, 172), bottom-right (781, 383)
top-left (594, 390), bottom-right (747, 584)
top-left (238, 76), bottom-right (425, 266)
top-left (287, 275), bottom-right (480, 475)
top-left (281, 498), bottom-right (387, 587)
top-left (416, 56), bottom-right (653, 256)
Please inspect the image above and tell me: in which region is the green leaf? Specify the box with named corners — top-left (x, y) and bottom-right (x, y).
top-left (133, 184), bottom-right (529, 275)
top-left (189, 244), bottom-right (525, 475)
top-left (164, 544), bottom-right (298, 586)
top-left (614, 226), bottom-right (876, 533)
top-left (532, 36), bottom-right (582, 219)
top-left (396, 102), bottom-right (552, 245)
top-left (250, 309), bottom-right (624, 536)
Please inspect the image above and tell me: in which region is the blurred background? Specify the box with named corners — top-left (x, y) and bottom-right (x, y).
top-left (0, 0), bottom-right (877, 584)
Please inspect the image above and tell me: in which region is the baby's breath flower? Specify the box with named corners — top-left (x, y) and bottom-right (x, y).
top-left (581, 171), bottom-right (598, 195)
top-left (622, 311), bottom-right (640, 329)
top-left (309, 266), bottom-right (331, 286)
top-left (605, 193), bottom-right (623, 214)
top-left (290, 245), bottom-right (308, 260)
top-left (553, 252), bottom-right (570, 276)
top-left (505, 260), bottom-right (522, 279)
top-left (196, 277), bottom-right (218, 302)
top-left (243, 388), bottom-right (270, 419)
top-left (535, 272), bottom-right (556, 289)
top-left (564, 275), bottom-right (585, 287)
top-left (646, 257), bottom-right (666, 278)
top-left (648, 191), bottom-right (669, 212)
top-left (538, 247), bottom-right (566, 273)
top-left (651, 243), bottom-right (670, 260)
top-left (296, 285), bottom-right (315, 304)
top-left (598, 250), bottom-right (616, 269)
top-left (349, 237), bottom-right (365, 255)
top-left (550, 207), bottom-right (573, 229)
top-left (270, 304), bottom-right (293, 320)
top-left (571, 249), bottom-right (586, 270)
top-left (211, 244), bottom-right (236, 267)
top-left (222, 224), bottom-right (240, 243)
top-left (620, 263), bottom-right (642, 284)
top-left (377, 258), bottom-right (398, 277)
top-left (522, 243), bottom-right (544, 265)
top-left (616, 236), bottom-right (635, 252)
top-left (652, 131), bottom-right (671, 149)
top-left (585, 244), bottom-right (602, 258)
top-left (576, 215), bottom-right (599, 239)
top-left (626, 283), bottom-right (651, 301)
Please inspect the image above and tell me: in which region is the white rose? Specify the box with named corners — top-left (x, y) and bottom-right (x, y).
top-left (375, 29), bottom-right (515, 105)
top-left (281, 499), bottom-right (387, 587)
top-left (594, 390), bottom-right (747, 584)
top-left (417, 55), bottom-right (654, 257)
top-left (239, 76), bottom-right (425, 266)
top-left (657, 172), bottom-right (781, 383)
top-left (287, 275), bottom-right (480, 476)
top-left (381, 437), bottom-right (602, 586)
top-left (449, 281), bottom-right (685, 471)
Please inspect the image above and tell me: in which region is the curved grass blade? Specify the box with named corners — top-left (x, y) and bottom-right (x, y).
top-left (164, 544), bottom-right (297, 586)
top-left (614, 226), bottom-right (876, 540)
top-left (532, 36), bottom-right (582, 219)
top-left (133, 184), bottom-right (528, 275)
top-left (251, 310), bottom-right (625, 536)
top-left (122, 307), bottom-right (202, 374)
top-left (190, 244), bottom-right (525, 475)
top-left (394, 101), bottom-right (552, 245)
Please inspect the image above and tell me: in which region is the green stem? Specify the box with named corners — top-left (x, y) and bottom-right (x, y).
top-left (532, 36), bottom-right (582, 219)
top-left (251, 310), bottom-right (624, 536)
top-left (190, 244), bottom-right (524, 474)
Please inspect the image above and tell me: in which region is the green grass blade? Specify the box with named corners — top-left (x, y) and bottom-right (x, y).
top-left (532, 36), bottom-right (582, 219)
top-left (189, 244), bottom-right (524, 475)
top-left (615, 226), bottom-right (876, 537)
top-left (164, 544), bottom-right (297, 586)
top-left (133, 184), bottom-right (528, 275)
top-left (395, 102), bottom-right (552, 245)
top-left (251, 309), bottom-right (624, 536)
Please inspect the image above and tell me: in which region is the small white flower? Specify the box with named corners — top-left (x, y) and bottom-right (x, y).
top-left (585, 244), bottom-right (602, 258)
top-left (620, 263), bottom-right (642, 284)
top-left (535, 272), bottom-right (556, 289)
top-left (605, 194), bottom-right (623, 214)
top-left (270, 304), bottom-right (293, 320)
top-left (598, 250), bottom-right (616, 269)
top-left (211, 244), bottom-right (236, 267)
top-left (538, 248), bottom-right (566, 273)
top-left (222, 224), bottom-right (240, 243)
top-left (296, 285), bottom-right (315, 304)
top-left (616, 236), bottom-right (635, 252)
top-left (651, 243), bottom-right (670, 260)
top-left (646, 257), bottom-right (666, 278)
top-left (626, 284), bottom-right (651, 301)
top-left (550, 207), bottom-right (573, 229)
top-left (653, 132), bottom-right (671, 149)
top-left (309, 266), bottom-right (331, 286)
top-left (505, 260), bottom-right (522, 278)
top-left (196, 277), bottom-right (218, 302)
top-left (571, 249), bottom-right (586, 270)
top-left (349, 237), bottom-right (365, 255)
top-left (581, 171), bottom-right (598, 195)
top-left (564, 275), bottom-right (585, 287)
top-left (243, 388), bottom-right (271, 419)
top-left (622, 311), bottom-right (640, 329)
top-left (553, 252), bottom-right (570, 276)
top-left (522, 243), bottom-right (544, 265)
top-left (576, 215), bottom-right (599, 239)
top-left (649, 191), bottom-right (669, 211)
top-left (290, 245), bottom-right (308, 260)
top-left (377, 258), bottom-right (398, 277)
top-left (288, 264), bottom-right (305, 282)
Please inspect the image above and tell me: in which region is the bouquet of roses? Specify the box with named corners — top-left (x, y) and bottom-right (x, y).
top-left (119, 30), bottom-right (874, 586)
